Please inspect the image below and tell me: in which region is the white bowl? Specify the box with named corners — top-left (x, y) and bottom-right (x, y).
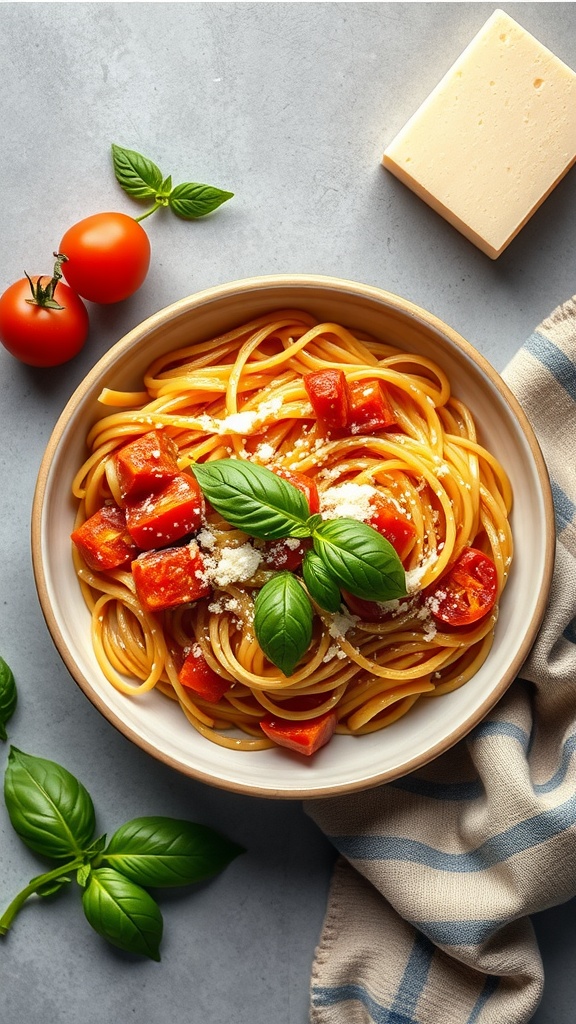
top-left (31, 275), bottom-right (555, 798)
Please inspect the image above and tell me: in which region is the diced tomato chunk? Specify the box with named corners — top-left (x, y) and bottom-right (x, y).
top-left (261, 537), bottom-right (312, 571)
top-left (260, 710), bottom-right (337, 756)
top-left (71, 504), bottom-right (138, 572)
top-left (342, 590), bottom-right (390, 622)
top-left (303, 369), bottom-right (349, 430)
top-left (425, 547), bottom-right (498, 627)
top-left (178, 646), bottom-right (230, 702)
top-left (125, 473), bottom-right (205, 550)
top-left (368, 495), bottom-right (417, 560)
top-left (113, 430), bottom-right (180, 502)
top-left (346, 379), bottom-right (396, 434)
top-left (132, 544), bottom-right (211, 614)
top-left (271, 467), bottom-right (320, 514)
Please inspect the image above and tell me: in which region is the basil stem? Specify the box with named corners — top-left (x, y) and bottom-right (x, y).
top-left (0, 858), bottom-right (82, 935)
top-left (0, 656), bottom-right (17, 741)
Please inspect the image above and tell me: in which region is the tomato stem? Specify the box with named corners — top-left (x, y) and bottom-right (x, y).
top-left (25, 252), bottom-right (69, 310)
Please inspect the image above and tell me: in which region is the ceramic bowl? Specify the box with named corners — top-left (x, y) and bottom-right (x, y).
top-left (31, 275), bottom-right (555, 798)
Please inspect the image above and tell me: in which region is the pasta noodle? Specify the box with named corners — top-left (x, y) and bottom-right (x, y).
top-left (71, 311), bottom-right (513, 753)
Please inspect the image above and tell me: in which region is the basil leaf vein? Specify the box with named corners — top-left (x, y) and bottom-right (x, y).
top-left (82, 867), bottom-right (163, 961)
top-left (111, 143), bottom-right (164, 199)
top-left (102, 817), bottom-right (244, 887)
top-left (191, 459), bottom-right (311, 539)
top-left (169, 182), bottom-right (234, 219)
top-left (253, 573), bottom-right (313, 676)
top-left (302, 552), bottom-right (342, 613)
top-left (312, 518), bottom-right (406, 602)
top-left (4, 748), bottom-right (96, 859)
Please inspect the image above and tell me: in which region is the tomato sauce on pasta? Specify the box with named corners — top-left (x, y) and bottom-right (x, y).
top-left (71, 311), bottom-right (513, 754)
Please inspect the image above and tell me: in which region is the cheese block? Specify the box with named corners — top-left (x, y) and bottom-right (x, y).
top-left (382, 9), bottom-right (576, 258)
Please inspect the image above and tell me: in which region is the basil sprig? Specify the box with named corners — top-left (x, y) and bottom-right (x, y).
top-left (1, 749), bottom-right (243, 959)
top-left (0, 656), bottom-right (17, 741)
top-left (112, 144), bottom-right (234, 222)
top-left (191, 459), bottom-right (406, 675)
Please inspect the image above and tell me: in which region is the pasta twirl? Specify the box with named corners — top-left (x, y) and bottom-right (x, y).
top-left (71, 311), bottom-right (513, 753)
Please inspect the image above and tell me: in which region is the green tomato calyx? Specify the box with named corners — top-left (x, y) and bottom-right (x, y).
top-left (25, 252), bottom-right (69, 310)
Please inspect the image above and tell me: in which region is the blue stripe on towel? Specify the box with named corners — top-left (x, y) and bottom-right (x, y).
top-left (391, 776), bottom-right (484, 801)
top-left (551, 478), bottom-right (576, 533)
top-left (311, 983), bottom-right (419, 1023)
top-left (564, 618), bottom-right (576, 644)
top-left (525, 331), bottom-right (576, 402)
top-left (466, 975), bottom-right (500, 1022)
top-left (390, 932), bottom-right (435, 1020)
top-left (331, 789), bottom-right (576, 869)
top-left (533, 733), bottom-right (576, 792)
top-left (470, 720), bottom-right (531, 750)
top-left (395, 727), bottom-right (576, 800)
top-left (311, 932), bottom-right (434, 1022)
top-left (391, 722), bottom-right (531, 802)
top-left (413, 917), bottom-right (507, 948)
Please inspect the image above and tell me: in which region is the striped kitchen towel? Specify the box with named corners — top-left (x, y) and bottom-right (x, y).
top-left (306, 297), bottom-right (576, 1024)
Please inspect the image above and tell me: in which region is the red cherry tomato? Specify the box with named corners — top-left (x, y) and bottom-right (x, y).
top-left (426, 547), bottom-right (498, 627)
top-left (0, 272), bottom-right (89, 367)
top-left (59, 212), bottom-right (151, 304)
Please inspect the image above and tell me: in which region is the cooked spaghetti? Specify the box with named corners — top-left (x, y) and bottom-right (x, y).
top-left (71, 310), bottom-right (513, 753)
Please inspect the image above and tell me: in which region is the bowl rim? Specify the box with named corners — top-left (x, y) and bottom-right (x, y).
top-left (31, 274), bottom-right (556, 798)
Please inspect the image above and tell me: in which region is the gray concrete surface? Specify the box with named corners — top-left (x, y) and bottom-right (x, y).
top-left (0, 4), bottom-right (575, 1022)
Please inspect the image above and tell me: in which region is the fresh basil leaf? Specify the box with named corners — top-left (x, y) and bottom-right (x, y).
top-left (302, 552), bottom-right (342, 613)
top-left (82, 867), bottom-right (163, 961)
top-left (254, 573), bottom-right (313, 676)
top-left (192, 459), bottom-right (311, 539)
top-left (102, 816), bottom-right (244, 888)
top-left (4, 748), bottom-right (96, 860)
top-left (312, 518), bottom-right (406, 602)
top-left (0, 656), bottom-right (17, 740)
top-left (111, 143), bottom-right (164, 199)
top-left (168, 182), bottom-right (234, 219)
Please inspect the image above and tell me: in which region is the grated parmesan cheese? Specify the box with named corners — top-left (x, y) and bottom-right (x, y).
top-left (405, 550), bottom-right (439, 593)
top-left (328, 610), bottom-right (360, 638)
top-left (320, 482), bottom-right (377, 522)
